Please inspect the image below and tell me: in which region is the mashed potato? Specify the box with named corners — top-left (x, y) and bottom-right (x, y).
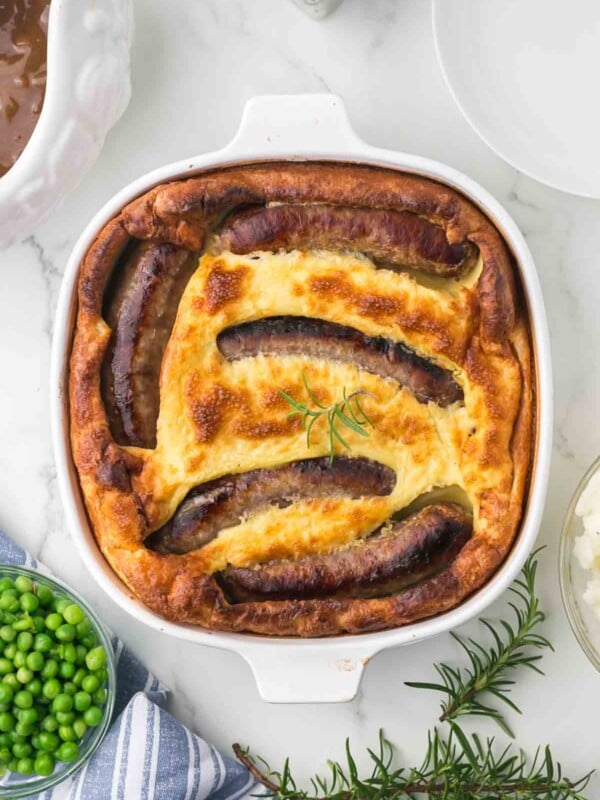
top-left (574, 468), bottom-right (600, 614)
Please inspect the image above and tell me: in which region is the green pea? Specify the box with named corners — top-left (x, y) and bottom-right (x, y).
top-left (52, 694), bottom-right (73, 714)
top-left (31, 734), bottom-right (40, 750)
top-left (0, 625), bottom-right (15, 643)
top-left (42, 680), bottom-right (61, 701)
top-left (14, 691), bottom-right (33, 710)
top-left (72, 668), bottom-right (86, 686)
top-left (17, 631), bottom-right (33, 651)
top-left (0, 713), bottom-right (13, 733)
top-left (81, 634), bottom-right (97, 650)
top-left (75, 645), bottom-right (87, 665)
top-left (16, 668), bottom-right (33, 685)
top-left (58, 724), bottom-right (76, 742)
top-left (0, 659), bottom-right (12, 676)
top-left (39, 731), bottom-right (59, 753)
top-left (0, 595), bottom-right (18, 613)
top-left (14, 576), bottom-right (33, 595)
top-left (12, 616), bottom-right (33, 632)
top-left (73, 718), bottom-right (87, 739)
top-left (9, 732), bottom-right (26, 744)
top-left (0, 734), bottom-right (10, 747)
top-left (41, 715), bottom-right (58, 733)
top-left (19, 593), bottom-right (39, 613)
top-left (73, 691), bottom-right (91, 712)
top-left (34, 633), bottom-right (53, 653)
top-left (56, 624), bottom-right (75, 643)
top-left (62, 642), bottom-right (76, 663)
top-left (17, 756), bottom-right (34, 774)
top-left (59, 661), bottom-right (76, 680)
top-left (34, 751), bottom-right (55, 776)
top-left (28, 678), bottom-right (42, 698)
top-left (81, 674), bottom-right (99, 694)
top-left (0, 685), bottom-right (13, 705)
top-left (17, 708), bottom-right (37, 726)
top-left (0, 746), bottom-right (10, 764)
top-left (13, 652), bottom-right (25, 669)
top-left (93, 688), bottom-right (107, 705)
top-left (85, 647), bottom-right (106, 671)
top-left (62, 604), bottom-right (84, 626)
top-left (53, 598), bottom-right (70, 615)
top-left (12, 742), bottom-right (32, 759)
top-left (57, 740), bottom-right (79, 762)
top-left (41, 659), bottom-right (59, 680)
top-left (14, 722), bottom-right (34, 737)
top-left (63, 682), bottom-right (77, 697)
top-left (26, 651), bottom-right (44, 672)
top-left (45, 613), bottom-right (62, 632)
top-left (32, 616), bottom-right (45, 633)
top-left (82, 706), bottom-right (102, 727)
top-left (3, 643), bottom-right (16, 660)
top-left (55, 711), bottom-right (75, 725)
top-left (94, 667), bottom-right (108, 685)
top-left (36, 586), bottom-right (54, 607)
top-left (2, 674), bottom-right (18, 691)
top-left (0, 579), bottom-right (14, 593)
top-left (76, 618), bottom-right (91, 638)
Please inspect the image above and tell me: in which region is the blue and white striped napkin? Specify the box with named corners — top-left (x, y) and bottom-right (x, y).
top-left (0, 532), bottom-right (260, 800)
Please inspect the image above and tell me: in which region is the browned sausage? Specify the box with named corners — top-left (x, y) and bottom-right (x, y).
top-left (102, 241), bottom-right (199, 447)
top-left (217, 503), bottom-right (472, 602)
top-left (146, 457), bottom-right (396, 555)
top-left (217, 316), bottom-right (463, 407)
top-left (216, 205), bottom-right (476, 276)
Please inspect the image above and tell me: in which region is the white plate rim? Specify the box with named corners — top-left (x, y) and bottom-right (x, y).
top-left (431, 0), bottom-right (600, 200)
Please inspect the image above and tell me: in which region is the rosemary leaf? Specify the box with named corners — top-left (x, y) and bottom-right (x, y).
top-left (279, 371), bottom-right (375, 462)
top-left (405, 550), bottom-right (552, 737)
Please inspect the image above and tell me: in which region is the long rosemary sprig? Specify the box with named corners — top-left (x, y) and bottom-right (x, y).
top-left (279, 371), bottom-right (374, 463)
top-left (406, 551), bottom-right (552, 737)
top-left (234, 728), bottom-right (591, 800)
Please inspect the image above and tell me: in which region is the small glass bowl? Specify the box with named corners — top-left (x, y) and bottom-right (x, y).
top-left (0, 565), bottom-right (116, 798)
top-left (559, 456), bottom-right (600, 672)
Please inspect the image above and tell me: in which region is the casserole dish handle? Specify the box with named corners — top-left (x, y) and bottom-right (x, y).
top-left (223, 94), bottom-right (373, 703)
top-left (223, 93), bottom-right (365, 157)
top-left (238, 644), bottom-right (377, 703)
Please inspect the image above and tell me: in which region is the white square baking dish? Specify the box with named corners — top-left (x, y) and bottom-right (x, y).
top-left (50, 94), bottom-right (552, 703)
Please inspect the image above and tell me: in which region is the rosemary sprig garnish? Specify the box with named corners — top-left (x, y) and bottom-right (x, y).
top-left (279, 371), bottom-right (374, 463)
top-left (234, 728), bottom-right (591, 800)
top-left (233, 554), bottom-right (593, 799)
top-left (406, 551), bottom-right (552, 737)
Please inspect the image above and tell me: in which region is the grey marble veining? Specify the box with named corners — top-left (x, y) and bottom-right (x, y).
top-left (0, 0), bottom-right (599, 789)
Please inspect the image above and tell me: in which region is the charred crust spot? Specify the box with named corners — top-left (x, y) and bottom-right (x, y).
top-left (203, 265), bottom-right (247, 314)
top-left (309, 273), bottom-right (354, 301)
top-left (187, 382), bottom-right (236, 443)
top-left (233, 419), bottom-right (293, 440)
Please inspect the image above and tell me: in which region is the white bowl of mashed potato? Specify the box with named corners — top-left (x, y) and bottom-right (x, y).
top-left (560, 457), bottom-right (600, 671)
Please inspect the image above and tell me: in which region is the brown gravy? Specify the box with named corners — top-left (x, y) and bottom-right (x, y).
top-left (0, 0), bottom-right (50, 178)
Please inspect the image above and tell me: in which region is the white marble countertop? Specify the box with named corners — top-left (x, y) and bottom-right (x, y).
top-left (1, 0), bottom-right (600, 790)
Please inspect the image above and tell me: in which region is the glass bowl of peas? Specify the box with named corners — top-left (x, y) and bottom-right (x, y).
top-left (0, 566), bottom-right (116, 798)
